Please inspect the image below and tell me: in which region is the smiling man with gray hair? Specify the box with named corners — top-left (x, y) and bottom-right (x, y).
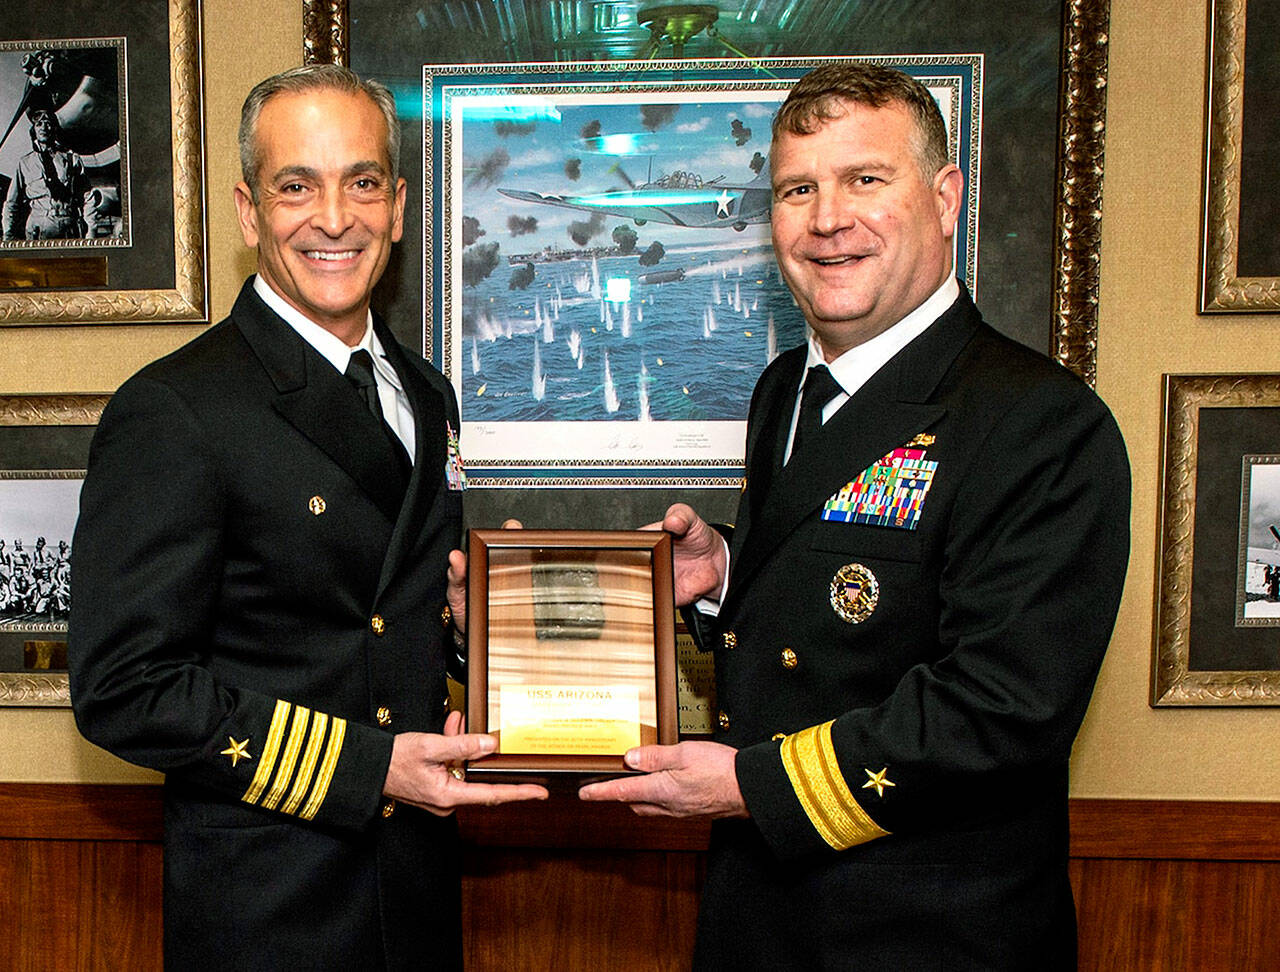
top-left (69, 64), bottom-right (544, 971)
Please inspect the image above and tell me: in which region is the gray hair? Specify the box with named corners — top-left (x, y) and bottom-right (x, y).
top-left (238, 63), bottom-right (401, 200)
top-left (773, 62), bottom-right (950, 181)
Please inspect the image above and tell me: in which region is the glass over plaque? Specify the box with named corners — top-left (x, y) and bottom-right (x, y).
top-left (466, 530), bottom-right (677, 782)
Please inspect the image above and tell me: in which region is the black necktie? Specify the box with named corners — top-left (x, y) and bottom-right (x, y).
top-left (345, 348), bottom-right (412, 475)
top-left (789, 364), bottom-right (841, 463)
top-left (345, 349), bottom-right (384, 420)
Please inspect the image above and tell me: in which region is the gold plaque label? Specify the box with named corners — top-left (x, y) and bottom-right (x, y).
top-left (498, 684), bottom-right (641, 755)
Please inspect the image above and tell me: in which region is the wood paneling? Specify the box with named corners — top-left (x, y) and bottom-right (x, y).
top-left (463, 849), bottom-right (702, 972)
top-left (5, 786), bottom-right (1280, 970)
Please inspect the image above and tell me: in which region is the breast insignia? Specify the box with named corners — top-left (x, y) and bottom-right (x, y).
top-left (829, 563), bottom-right (879, 623)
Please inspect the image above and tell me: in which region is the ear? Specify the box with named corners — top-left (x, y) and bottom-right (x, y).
top-left (391, 177), bottom-right (407, 244)
top-left (233, 182), bottom-right (260, 248)
top-left (933, 164), bottom-right (964, 240)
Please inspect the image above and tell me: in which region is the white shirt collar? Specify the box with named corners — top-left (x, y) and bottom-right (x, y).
top-left (804, 276), bottom-right (960, 398)
top-left (252, 274), bottom-right (401, 390)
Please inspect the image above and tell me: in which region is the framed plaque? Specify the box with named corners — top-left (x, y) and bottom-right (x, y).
top-left (466, 529), bottom-right (677, 782)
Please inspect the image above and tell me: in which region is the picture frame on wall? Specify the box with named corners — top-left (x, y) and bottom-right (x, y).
top-left (1200, 0), bottom-right (1280, 311)
top-left (0, 0), bottom-right (206, 325)
top-left (1153, 374), bottom-right (1280, 705)
top-left (426, 56), bottom-right (979, 484)
top-left (303, 0), bottom-right (1109, 384)
top-left (0, 394), bottom-right (107, 707)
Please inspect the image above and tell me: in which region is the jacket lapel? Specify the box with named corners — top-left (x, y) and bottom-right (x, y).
top-left (232, 281), bottom-right (409, 525)
top-left (724, 289), bottom-right (982, 613)
top-left (374, 317), bottom-right (446, 594)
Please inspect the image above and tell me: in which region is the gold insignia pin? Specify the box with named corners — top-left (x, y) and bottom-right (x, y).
top-left (830, 563), bottom-right (879, 623)
top-left (221, 737), bottom-right (252, 768)
top-left (907, 433), bottom-right (936, 447)
top-left (862, 767), bottom-right (895, 798)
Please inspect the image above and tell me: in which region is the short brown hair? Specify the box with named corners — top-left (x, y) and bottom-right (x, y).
top-left (773, 62), bottom-right (950, 179)
top-left (238, 64), bottom-right (400, 200)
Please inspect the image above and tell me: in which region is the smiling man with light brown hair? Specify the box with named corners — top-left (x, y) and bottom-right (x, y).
top-left (582, 62), bottom-right (1130, 969)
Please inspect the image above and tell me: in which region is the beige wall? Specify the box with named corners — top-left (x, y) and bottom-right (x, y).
top-left (3, 0), bottom-right (1278, 799)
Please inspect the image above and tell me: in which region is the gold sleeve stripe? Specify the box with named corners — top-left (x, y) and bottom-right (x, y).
top-left (281, 712), bottom-right (329, 816)
top-left (299, 716), bottom-right (346, 821)
top-left (779, 721), bottom-right (889, 850)
top-left (261, 706), bottom-right (311, 811)
top-left (242, 700), bottom-right (291, 806)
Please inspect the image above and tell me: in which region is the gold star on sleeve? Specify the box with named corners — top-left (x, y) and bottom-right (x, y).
top-left (221, 737), bottom-right (252, 768)
top-left (862, 767), bottom-right (895, 798)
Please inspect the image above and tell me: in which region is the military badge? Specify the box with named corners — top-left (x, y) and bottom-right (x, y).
top-left (445, 421), bottom-right (466, 491)
top-left (821, 444), bottom-right (937, 530)
top-left (830, 563), bottom-right (879, 623)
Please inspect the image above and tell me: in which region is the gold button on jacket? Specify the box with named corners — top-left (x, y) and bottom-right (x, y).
top-left (376, 706), bottom-right (391, 726)
top-left (370, 614), bottom-right (385, 636)
top-left (781, 647), bottom-right (798, 670)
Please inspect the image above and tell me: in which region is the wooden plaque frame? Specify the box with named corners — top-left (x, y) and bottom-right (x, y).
top-left (466, 529), bottom-right (677, 782)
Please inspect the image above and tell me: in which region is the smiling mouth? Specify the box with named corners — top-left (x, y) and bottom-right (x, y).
top-left (304, 249), bottom-right (362, 262)
top-left (812, 254), bottom-right (864, 266)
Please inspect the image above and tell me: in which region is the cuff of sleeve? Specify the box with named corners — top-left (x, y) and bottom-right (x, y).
top-left (737, 723), bottom-right (888, 861)
top-left (236, 698), bottom-right (392, 829)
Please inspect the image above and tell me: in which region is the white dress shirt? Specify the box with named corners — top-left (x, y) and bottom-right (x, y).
top-left (253, 275), bottom-right (416, 461)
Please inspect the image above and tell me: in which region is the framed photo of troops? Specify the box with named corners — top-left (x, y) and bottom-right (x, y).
top-left (1200, 0), bottom-right (1280, 311)
top-left (1153, 374), bottom-right (1280, 705)
top-left (0, 0), bottom-right (206, 325)
top-left (0, 394), bottom-right (107, 706)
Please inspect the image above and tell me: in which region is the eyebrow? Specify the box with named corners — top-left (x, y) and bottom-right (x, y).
top-left (269, 161), bottom-right (389, 183)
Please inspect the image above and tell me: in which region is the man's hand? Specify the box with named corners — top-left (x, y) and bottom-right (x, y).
top-left (642, 503), bottom-right (728, 606)
top-left (577, 741), bottom-right (747, 818)
top-left (445, 519), bottom-right (523, 634)
top-left (384, 710), bottom-right (547, 815)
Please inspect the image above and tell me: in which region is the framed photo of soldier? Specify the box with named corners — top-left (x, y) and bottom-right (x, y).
top-left (0, 0), bottom-right (206, 325)
top-left (0, 394), bottom-right (106, 706)
top-left (1153, 374), bottom-right (1280, 705)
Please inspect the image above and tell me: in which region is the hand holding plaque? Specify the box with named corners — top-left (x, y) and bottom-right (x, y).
top-left (465, 530), bottom-right (678, 784)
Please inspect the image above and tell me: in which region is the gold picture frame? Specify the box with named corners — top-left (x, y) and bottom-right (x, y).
top-left (302, 0), bottom-right (1111, 386)
top-left (0, 394), bottom-right (107, 706)
top-left (0, 0), bottom-right (206, 325)
top-left (1153, 374), bottom-right (1280, 705)
top-left (1199, 0), bottom-right (1280, 311)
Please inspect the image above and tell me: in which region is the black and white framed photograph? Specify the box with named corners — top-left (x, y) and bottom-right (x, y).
top-left (0, 39), bottom-right (131, 248)
top-left (1153, 374), bottom-right (1280, 705)
top-left (0, 394), bottom-right (106, 706)
top-left (1236, 455), bottom-right (1280, 624)
top-left (0, 0), bottom-right (205, 326)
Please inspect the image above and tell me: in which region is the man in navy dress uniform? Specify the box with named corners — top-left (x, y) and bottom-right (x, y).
top-left (70, 65), bottom-right (544, 971)
top-left (582, 63), bottom-right (1130, 968)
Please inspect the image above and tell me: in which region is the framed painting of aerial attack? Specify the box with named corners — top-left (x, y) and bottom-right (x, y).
top-left (1153, 374), bottom-right (1280, 706)
top-left (427, 57), bottom-right (979, 485)
top-left (1200, 0), bottom-right (1280, 311)
top-left (0, 395), bottom-right (106, 707)
top-left (304, 0), bottom-right (1108, 494)
top-left (0, 0), bottom-right (205, 325)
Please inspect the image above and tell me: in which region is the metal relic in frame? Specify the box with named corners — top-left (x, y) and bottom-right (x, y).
top-left (0, 394), bottom-right (107, 706)
top-left (465, 529), bottom-right (677, 782)
top-left (1200, 0), bottom-right (1280, 311)
top-left (1153, 374), bottom-right (1280, 705)
top-left (0, 0), bottom-right (206, 324)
